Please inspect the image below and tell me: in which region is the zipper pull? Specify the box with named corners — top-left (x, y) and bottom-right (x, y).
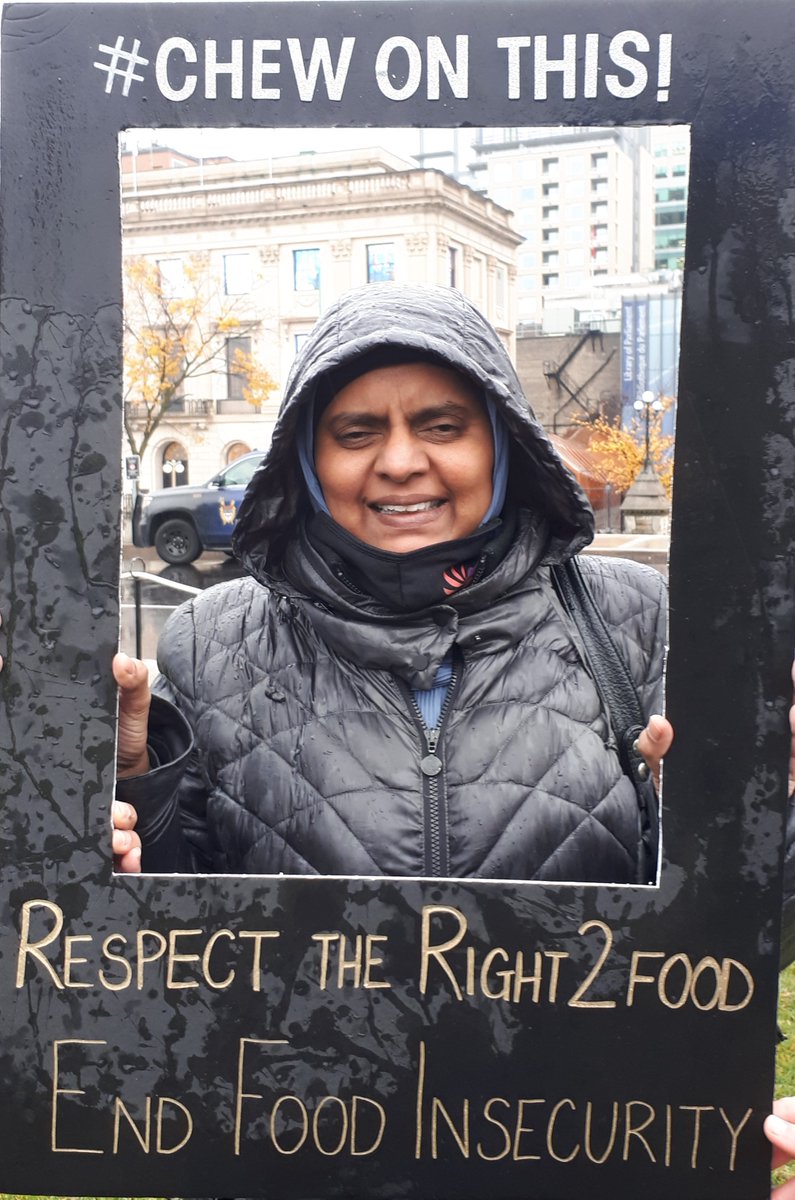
top-left (421, 728), bottom-right (442, 777)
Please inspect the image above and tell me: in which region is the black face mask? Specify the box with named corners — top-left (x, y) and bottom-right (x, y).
top-left (306, 508), bottom-right (517, 613)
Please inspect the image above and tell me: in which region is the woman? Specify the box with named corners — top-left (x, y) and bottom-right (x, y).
top-left (111, 281), bottom-right (672, 877)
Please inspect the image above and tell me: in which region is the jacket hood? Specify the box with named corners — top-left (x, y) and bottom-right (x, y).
top-left (233, 283), bottom-right (594, 581)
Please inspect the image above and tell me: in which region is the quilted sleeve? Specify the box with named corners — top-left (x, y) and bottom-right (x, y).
top-left (148, 597), bottom-right (216, 871)
top-left (577, 555), bottom-right (668, 720)
top-left (114, 597), bottom-right (214, 873)
top-left (115, 692), bottom-right (199, 871)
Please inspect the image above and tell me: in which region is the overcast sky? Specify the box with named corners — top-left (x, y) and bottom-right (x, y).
top-left (120, 125), bottom-right (456, 164)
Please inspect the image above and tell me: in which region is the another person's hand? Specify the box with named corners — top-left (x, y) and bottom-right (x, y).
top-left (113, 652), bottom-right (151, 778)
top-left (635, 714), bottom-right (673, 790)
top-left (765, 1098), bottom-right (795, 1197)
top-left (111, 652), bottom-right (151, 875)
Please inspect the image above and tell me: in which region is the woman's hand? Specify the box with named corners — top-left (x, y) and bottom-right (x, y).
top-left (112, 799), bottom-right (141, 873)
top-left (635, 713), bottom-right (674, 789)
top-left (766, 1098), bottom-right (795, 1196)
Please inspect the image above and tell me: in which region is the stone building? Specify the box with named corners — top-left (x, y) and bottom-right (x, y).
top-left (121, 144), bottom-right (522, 493)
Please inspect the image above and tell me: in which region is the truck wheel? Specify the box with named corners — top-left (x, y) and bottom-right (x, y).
top-left (154, 518), bottom-right (201, 565)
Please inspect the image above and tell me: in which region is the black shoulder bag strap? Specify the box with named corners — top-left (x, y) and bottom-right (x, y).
top-left (551, 556), bottom-right (660, 883)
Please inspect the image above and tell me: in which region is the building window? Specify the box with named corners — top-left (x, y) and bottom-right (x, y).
top-left (656, 187), bottom-right (687, 203)
top-left (367, 243), bottom-right (396, 283)
top-left (294, 332), bottom-right (310, 357)
top-left (542, 273), bottom-right (560, 288)
top-left (449, 246), bottom-right (458, 288)
top-left (657, 231), bottom-right (686, 249)
top-left (157, 258), bottom-right (184, 298)
top-left (225, 441), bottom-right (251, 465)
top-left (495, 265), bottom-right (507, 319)
top-left (542, 157), bottom-right (559, 176)
top-left (161, 441), bottom-right (188, 488)
top-left (293, 248), bottom-right (321, 291)
top-left (226, 335), bottom-right (252, 402)
top-left (658, 209), bottom-right (687, 225)
top-left (223, 252), bottom-right (252, 296)
top-left (471, 255), bottom-right (484, 303)
top-left (542, 251), bottom-right (559, 266)
top-left (149, 330), bottom-right (186, 409)
top-left (591, 152), bottom-right (609, 171)
top-left (542, 182), bottom-right (559, 199)
top-left (542, 205), bottom-right (559, 221)
top-left (565, 203), bottom-right (584, 221)
top-left (542, 228), bottom-right (559, 244)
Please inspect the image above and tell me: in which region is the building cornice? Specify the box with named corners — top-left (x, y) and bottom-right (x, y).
top-left (122, 169), bottom-right (523, 252)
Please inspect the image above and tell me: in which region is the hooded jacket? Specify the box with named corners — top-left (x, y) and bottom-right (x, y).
top-left (122, 283), bottom-right (666, 881)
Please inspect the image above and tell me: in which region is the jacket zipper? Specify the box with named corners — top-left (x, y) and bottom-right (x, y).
top-left (398, 659), bottom-right (461, 877)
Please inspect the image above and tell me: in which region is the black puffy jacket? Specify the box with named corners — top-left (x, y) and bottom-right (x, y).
top-left (122, 284), bottom-right (666, 881)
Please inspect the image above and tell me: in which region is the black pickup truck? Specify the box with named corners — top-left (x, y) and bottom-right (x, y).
top-left (132, 451), bottom-right (265, 564)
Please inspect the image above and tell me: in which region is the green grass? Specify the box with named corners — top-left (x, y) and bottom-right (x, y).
top-left (6, 970), bottom-right (795, 1198)
top-left (779, 964), bottom-right (795, 1092)
top-left (774, 962), bottom-right (795, 1188)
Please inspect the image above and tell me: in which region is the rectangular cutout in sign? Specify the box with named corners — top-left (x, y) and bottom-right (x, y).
top-left (1, 5), bottom-right (794, 1198)
top-left (117, 121), bottom-right (678, 884)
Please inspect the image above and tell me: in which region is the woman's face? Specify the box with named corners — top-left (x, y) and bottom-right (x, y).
top-left (314, 362), bottom-right (494, 553)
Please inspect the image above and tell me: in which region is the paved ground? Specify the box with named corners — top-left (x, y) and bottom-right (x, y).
top-left (120, 545), bottom-right (244, 667)
top-left (589, 532), bottom-right (669, 577)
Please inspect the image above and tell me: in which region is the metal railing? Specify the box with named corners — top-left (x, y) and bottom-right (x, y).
top-left (123, 558), bottom-right (202, 659)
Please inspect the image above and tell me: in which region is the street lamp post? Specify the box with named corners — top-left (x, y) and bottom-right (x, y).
top-left (162, 458), bottom-right (186, 488)
top-left (605, 482), bottom-right (614, 533)
top-left (621, 389), bottom-right (670, 534)
top-left (634, 389), bottom-right (663, 469)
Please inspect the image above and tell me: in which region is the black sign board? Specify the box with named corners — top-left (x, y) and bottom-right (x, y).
top-left (1, 3), bottom-right (794, 1196)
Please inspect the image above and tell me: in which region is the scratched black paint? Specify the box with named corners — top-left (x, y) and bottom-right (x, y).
top-left (1, 3), bottom-right (795, 1197)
